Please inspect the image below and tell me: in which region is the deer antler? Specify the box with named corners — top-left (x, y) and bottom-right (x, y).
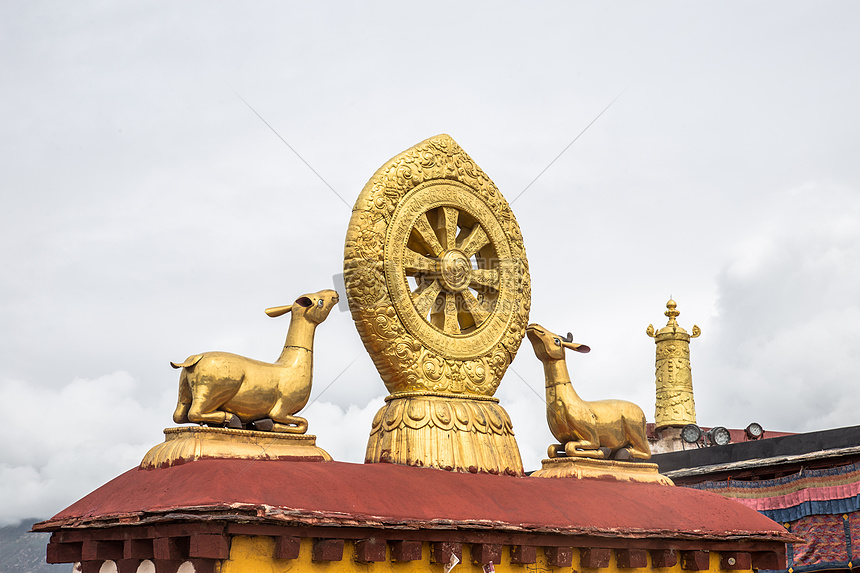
top-left (562, 332), bottom-right (574, 343)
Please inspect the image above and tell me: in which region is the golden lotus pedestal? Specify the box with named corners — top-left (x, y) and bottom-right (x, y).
top-left (140, 426), bottom-right (332, 469)
top-left (365, 392), bottom-right (524, 476)
top-left (532, 456), bottom-right (674, 485)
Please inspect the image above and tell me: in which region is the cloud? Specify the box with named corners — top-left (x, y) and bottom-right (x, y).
top-left (0, 372), bottom-right (170, 526)
top-left (302, 396), bottom-right (386, 463)
top-left (695, 180), bottom-right (860, 433)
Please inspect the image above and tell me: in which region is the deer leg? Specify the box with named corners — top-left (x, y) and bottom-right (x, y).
top-left (562, 425), bottom-right (606, 458)
top-left (624, 433), bottom-right (652, 460)
top-left (563, 441), bottom-right (608, 459)
top-left (621, 415), bottom-right (652, 460)
top-left (172, 370), bottom-right (192, 424)
top-left (187, 386), bottom-right (241, 428)
top-left (614, 444), bottom-right (650, 460)
top-left (564, 424), bottom-right (609, 460)
top-left (268, 397), bottom-right (309, 433)
top-left (187, 404), bottom-right (241, 428)
top-left (269, 415), bottom-right (308, 434)
top-left (615, 447), bottom-right (633, 461)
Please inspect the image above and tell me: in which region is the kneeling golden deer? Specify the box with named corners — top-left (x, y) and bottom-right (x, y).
top-left (526, 323), bottom-right (651, 460)
top-left (171, 289), bottom-right (339, 433)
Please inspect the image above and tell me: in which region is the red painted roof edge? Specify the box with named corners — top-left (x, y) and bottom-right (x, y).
top-left (35, 459), bottom-right (796, 544)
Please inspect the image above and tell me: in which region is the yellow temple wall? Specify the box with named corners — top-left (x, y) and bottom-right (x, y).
top-left (221, 536), bottom-right (754, 573)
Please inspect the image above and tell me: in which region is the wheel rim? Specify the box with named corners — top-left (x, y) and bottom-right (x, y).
top-left (385, 180), bottom-right (517, 360)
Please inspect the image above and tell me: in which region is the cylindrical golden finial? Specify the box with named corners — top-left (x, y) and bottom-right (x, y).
top-left (646, 299), bottom-right (701, 430)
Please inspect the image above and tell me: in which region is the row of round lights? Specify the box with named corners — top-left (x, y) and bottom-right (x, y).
top-left (680, 422), bottom-right (764, 446)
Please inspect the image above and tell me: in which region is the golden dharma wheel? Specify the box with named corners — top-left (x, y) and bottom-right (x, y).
top-left (344, 135), bottom-right (531, 397)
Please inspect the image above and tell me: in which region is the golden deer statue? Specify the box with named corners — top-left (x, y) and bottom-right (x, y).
top-left (171, 289), bottom-right (339, 433)
top-left (526, 324), bottom-right (651, 460)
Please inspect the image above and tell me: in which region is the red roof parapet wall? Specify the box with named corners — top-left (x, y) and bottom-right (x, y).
top-left (35, 459), bottom-right (797, 572)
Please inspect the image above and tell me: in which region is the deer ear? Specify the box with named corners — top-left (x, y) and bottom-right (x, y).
top-left (562, 341), bottom-right (590, 353)
top-left (265, 305), bottom-right (293, 317)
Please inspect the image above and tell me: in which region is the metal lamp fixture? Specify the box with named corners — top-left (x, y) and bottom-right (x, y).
top-left (706, 426), bottom-right (731, 446)
top-left (745, 422), bottom-right (764, 440)
top-left (681, 423), bottom-right (703, 444)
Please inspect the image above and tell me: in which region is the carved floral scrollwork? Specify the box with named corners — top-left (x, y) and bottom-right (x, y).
top-left (421, 352), bottom-right (446, 388)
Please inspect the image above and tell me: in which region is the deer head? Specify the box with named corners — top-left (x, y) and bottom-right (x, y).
top-left (526, 323), bottom-right (590, 362)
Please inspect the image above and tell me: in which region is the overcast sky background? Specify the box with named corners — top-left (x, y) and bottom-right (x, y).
top-left (2, 2), bottom-right (859, 526)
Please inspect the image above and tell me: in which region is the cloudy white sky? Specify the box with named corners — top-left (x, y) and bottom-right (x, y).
top-left (2, 2), bottom-right (859, 526)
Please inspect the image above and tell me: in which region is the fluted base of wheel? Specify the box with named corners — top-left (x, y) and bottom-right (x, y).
top-left (364, 392), bottom-right (524, 476)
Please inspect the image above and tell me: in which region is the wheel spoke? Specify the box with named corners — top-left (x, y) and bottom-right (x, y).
top-left (403, 248), bottom-right (438, 276)
top-left (459, 290), bottom-right (489, 327)
top-left (458, 224), bottom-right (489, 257)
top-left (412, 279), bottom-right (442, 317)
top-left (412, 213), bottom-right (444, 256)
top-left (434, 207), bottom-right (459, 251)
top-left (430, 291), bottom-right (460, 334)
top-left (469, 268), bottom-right (499, 290)
top-left (442, 291), bottom-right (460, 334)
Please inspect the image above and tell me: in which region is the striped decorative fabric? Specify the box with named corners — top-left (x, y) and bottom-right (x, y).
top-left (689, 462), bottom-right (860, 522)
top-left (688, 462), bottom-right (860, 572)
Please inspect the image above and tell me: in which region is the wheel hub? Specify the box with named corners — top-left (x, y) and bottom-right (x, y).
top-left (440, 250), bottom-right (471, 292)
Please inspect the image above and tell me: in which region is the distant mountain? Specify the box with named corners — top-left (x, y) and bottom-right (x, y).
top-left (0, 520), bottom-right (69, 573)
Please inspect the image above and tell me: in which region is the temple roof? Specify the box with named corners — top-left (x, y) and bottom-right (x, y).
top-left (36, 459), bottom-right (793, 544)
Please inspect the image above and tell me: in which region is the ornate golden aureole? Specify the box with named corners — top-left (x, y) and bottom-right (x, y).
top-left (646, 299), bottom-right (701, 430)
top-left (345, 134), bottom-right (530, 475)
top-left (140, 427), bottom-right (331, 469)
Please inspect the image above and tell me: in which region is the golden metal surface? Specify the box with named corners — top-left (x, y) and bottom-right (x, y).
top-left (531, 457), bottom-right (673, 485)
top-left (526, 324), bottom-right (651, 461)
top-left (343, 134), bottom-right (531, 396)
top-left (346, 135), bottom-right (530, 474)
top-left (646, 299), bottom-right (700, 430)
top-left (140, 426), bottom-right (332, 469)
top-left (171, 289), bottom-right (339, 433)
top-left (365, 392), bottom-right (524, 475)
